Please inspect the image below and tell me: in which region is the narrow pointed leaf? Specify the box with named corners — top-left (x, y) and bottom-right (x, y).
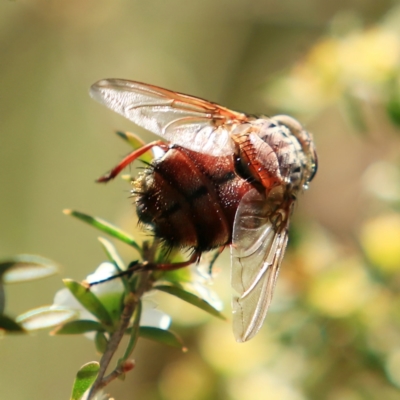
top-left (154, 285), bottom-right (226, 320)
top-left (139, 326), bottom-right (185, 349)
top-left (97, 237), bottom-right (130, 292)
top-left (0, 314), bottom-right (25, 332)
top-left (0, 255), bottom-right (58, 283)
top-left (121, 173), bottom-right (133, 182)
top-left (63, 279), bottom-right (113, 327)
top-left (97, 237), bottom-right (126, 272)
top-left (70, 362), bottom-right (100, 400)
top-left (63, 210), bottom-right (141, 254)
top-left (16, 306), bottom-right (77, 330)
top-left (120, 297), bottom-right (141, 364)
top-left (52, 320), bottom-right (104, 335)
top-left (95, 331), bottom-right (108, 354)
top-left (116, 131), bottom-right (153, 163)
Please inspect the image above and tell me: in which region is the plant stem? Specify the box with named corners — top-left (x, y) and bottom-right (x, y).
top-left (87, 269), bottom-right (151, 399)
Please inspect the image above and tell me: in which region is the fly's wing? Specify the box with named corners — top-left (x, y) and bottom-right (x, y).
top-left (90, 79), bottom-right (248, 156)
top-left (231, 188), bottom-right (290, 342)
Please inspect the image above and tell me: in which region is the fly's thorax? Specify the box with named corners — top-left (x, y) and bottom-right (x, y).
top-left (231, 116), bottom-right (317, 196)
top-left (231, 121), bottom-right (282, 191)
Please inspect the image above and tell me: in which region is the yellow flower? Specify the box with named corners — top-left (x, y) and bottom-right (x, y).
top-left (306, 257), bottom-right (373, 317)
top-left (360, 214), bottom-right (400, 273)
top-left (264, 26), bottom-right (400, 114)
top-left (337, 28), bottom-right (400, 84)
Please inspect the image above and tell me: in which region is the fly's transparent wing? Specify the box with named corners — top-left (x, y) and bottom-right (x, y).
top-left (90, 79), bottom-right (248, 156)
top-left (231, 188), bottom-right (290, 342)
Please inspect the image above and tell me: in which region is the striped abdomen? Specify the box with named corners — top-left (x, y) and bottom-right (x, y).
top-left (134, 145), bottom-right (254, 252)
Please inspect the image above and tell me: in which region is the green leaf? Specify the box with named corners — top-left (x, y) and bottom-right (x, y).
top-left (386, 95), bottom-right (400, 127)
top-left (154, 285), bottom-right (226, 320)
top-left (63, 279), bottom-right (113, 327)
top-left (70, 362), bottom-right (100, 400)
top-left (120, 296), bottom-right (141, 364)
top-left (153, 268), bottom-right (191, 286)
top-left (97, 237), bottom-right (126, 272)
top-left (95, 331), bottom-right (108, 354)
top-left (0, 314), bottom-right (25, 332)
top-left (0, 282), bottom-right (4, 314)
top-left (52, 319), bottom-right (104, 335)
top-left (16, 306), bottom-right (77, 331)
top-left (0, 254), bottom-right (59, 283)
top-left (63, 210), bottom-right (142, 254)
top-left (97, 237), bottom-right (131, 293)
top-left (139, 327), bottom-right (186, 350)
top-left (116, 131), bottom-right (154, 163)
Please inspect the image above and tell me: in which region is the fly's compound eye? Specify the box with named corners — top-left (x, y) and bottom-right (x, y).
top-left (271, 115), bottom-right (303, 136)
top-left (309, 146), bottom-right (318, 182)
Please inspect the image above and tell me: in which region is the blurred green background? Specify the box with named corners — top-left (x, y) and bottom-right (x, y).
top-left (2, 0), bottom-right (400, 399)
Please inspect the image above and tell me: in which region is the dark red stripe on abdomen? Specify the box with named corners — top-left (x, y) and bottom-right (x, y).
top-left (135, 146), bottom-right (253, 252)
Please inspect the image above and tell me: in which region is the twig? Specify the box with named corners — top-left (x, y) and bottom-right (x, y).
top-left (87, 268), bottom-right (151, 399)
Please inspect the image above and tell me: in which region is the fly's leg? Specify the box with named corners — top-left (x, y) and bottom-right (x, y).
top-left (97, 140), bottom-right (168, 182)
top-left (207, 248), bottom-right (224, 275)
top-left (89, 253), bottom-right (200, 287)
top-left (141, 252), bottom-right (200, 272)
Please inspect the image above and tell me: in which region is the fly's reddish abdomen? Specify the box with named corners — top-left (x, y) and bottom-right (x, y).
top-left (134, 146), bottom-right (253, 252)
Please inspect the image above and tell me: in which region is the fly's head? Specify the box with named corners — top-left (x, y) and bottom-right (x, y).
top-left (271, 115), bottom-right (318, 192)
